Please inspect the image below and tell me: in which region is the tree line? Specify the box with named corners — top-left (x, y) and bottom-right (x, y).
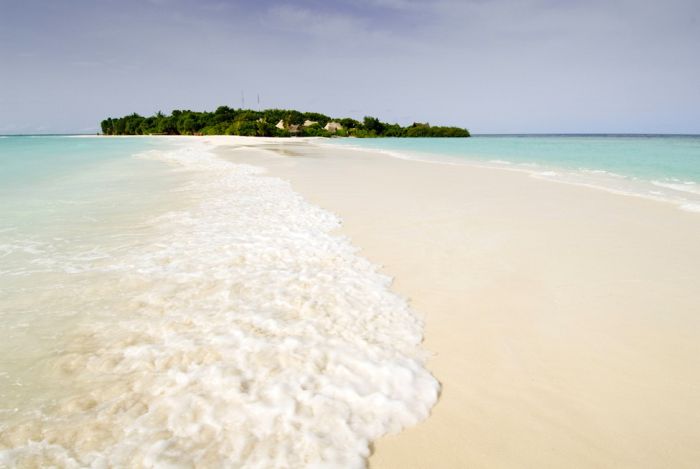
top-left (100, 107), bottom-right (470, 138)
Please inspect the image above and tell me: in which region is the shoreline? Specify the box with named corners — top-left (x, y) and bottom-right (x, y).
top-left (317, 139), bottom-right (700, 214)
top-left (216, 137), bottom-right (700, 468)
top-left (0, 137), bottom-right (438, 467)
top-left (79, 135), bottom-right (700, 215)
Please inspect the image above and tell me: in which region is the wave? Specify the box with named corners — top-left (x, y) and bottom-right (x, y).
top-left (0, 143), bottom-right (438, 467)
top-left (651, 180), bottom-right (700, 196)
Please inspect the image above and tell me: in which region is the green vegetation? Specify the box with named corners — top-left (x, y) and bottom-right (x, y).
top-left (100, 108), bottom-right (470, 138)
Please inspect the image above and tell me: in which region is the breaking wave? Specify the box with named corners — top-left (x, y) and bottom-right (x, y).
top-left (0, 143), bottom-right (438, 468)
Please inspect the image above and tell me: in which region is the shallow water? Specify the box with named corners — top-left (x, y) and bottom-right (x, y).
top-left (329, 135), bottom-right (700, 212)
top-left (1, 136), bottom-right (185, 416)
top-left (0, 137), bottom-right (437, 467)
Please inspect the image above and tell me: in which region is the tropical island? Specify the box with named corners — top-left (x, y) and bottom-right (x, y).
top-left (100, 108), bottom-right (470, 138)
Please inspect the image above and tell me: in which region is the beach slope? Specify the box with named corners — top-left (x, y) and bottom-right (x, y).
top-left (220, 138), bottom-right (700, 468)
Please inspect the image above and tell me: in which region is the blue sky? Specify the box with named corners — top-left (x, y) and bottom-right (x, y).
top-left (1, 0), bottom-right (699, 134)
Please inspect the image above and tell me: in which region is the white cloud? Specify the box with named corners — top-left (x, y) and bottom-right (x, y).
top-left (265, 4), bottom-right (369, 36)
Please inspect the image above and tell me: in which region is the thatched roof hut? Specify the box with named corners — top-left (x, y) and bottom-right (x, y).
top-left (324, 121), bottom-right (343, 132)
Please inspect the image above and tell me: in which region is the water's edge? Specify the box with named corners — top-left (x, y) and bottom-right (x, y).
top-left (0, 138), bottom-right (438, 467)
top-left (323, 137), bottom-right (700, 213)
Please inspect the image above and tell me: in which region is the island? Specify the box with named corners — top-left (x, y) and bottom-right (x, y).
top-left (100, 108), bottom-right (470, 138)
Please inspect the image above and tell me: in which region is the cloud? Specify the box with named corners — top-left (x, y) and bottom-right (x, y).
top-left (1, 0), bottom-right (699, 133)
top-left (264, 4), bottom-right (369, 36)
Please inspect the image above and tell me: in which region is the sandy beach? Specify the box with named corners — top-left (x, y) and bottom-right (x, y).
top-left (7, 0), bottom-right (699, 465)
top-left (218, 137), bottom-right (700, 468)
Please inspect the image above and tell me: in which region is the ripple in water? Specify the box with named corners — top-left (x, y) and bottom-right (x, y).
top-left (0, 143), bottom-right (439, 468)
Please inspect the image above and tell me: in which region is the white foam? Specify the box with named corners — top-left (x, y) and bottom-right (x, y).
top-left (0, 143), bottom-right (438, 467)
top-left (680, 203), bottom-right (700, 213)
top-left (651, 180), bottom-right (700, 196)
top-left (533, 170), bottom-right (558, 177)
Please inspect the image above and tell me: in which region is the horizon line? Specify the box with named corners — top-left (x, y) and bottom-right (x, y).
top-left (3, 132), bottom-right (700, 138)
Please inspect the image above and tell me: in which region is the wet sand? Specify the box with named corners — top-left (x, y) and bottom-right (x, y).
top-left (217, 138), bottom-right (700, 468)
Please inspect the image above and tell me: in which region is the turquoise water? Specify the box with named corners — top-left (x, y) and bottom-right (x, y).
top-left (1, 136), bottom-right (163, 188)
top-left (0, 136), bottom-right (180, 232)
top-left (329, 135), bottom-right (700, 211)
top-left (0, 136), bottom-right (186, 419)
top-left (0, 136), bottom-right (437, 467)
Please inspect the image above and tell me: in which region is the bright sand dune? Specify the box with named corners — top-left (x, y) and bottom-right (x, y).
top-left (218, 138), bottom-right (700, 468)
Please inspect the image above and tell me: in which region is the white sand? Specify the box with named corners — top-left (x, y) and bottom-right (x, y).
top-left (214, 137), bottom-right (700, 468)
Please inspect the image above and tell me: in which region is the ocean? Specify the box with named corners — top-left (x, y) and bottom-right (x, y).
top-left (0, 136), bottom-right (184, 414)
top-left (0, 136), bottom-right (437, 467)
top-left (328, 135), bottom-right (700, 212)
top-left (2, 133), bottom-right (698, 466)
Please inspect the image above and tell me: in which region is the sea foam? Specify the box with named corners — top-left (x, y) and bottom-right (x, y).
top-left (651, 180), bottom-right (700, 196)
top-left (0, 143), bottom-right (438, 468)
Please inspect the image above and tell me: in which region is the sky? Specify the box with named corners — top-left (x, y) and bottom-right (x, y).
top-left (0, 0), bottom-right (699, 134)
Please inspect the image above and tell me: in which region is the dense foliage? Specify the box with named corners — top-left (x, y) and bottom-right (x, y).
top-left (100, 108), bottom-right (470, 138)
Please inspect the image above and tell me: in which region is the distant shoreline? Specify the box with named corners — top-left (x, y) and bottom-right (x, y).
top-left (4, 132), bottom-right (700, 138)
top-left (99, 108), bottom-right (471, 138)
